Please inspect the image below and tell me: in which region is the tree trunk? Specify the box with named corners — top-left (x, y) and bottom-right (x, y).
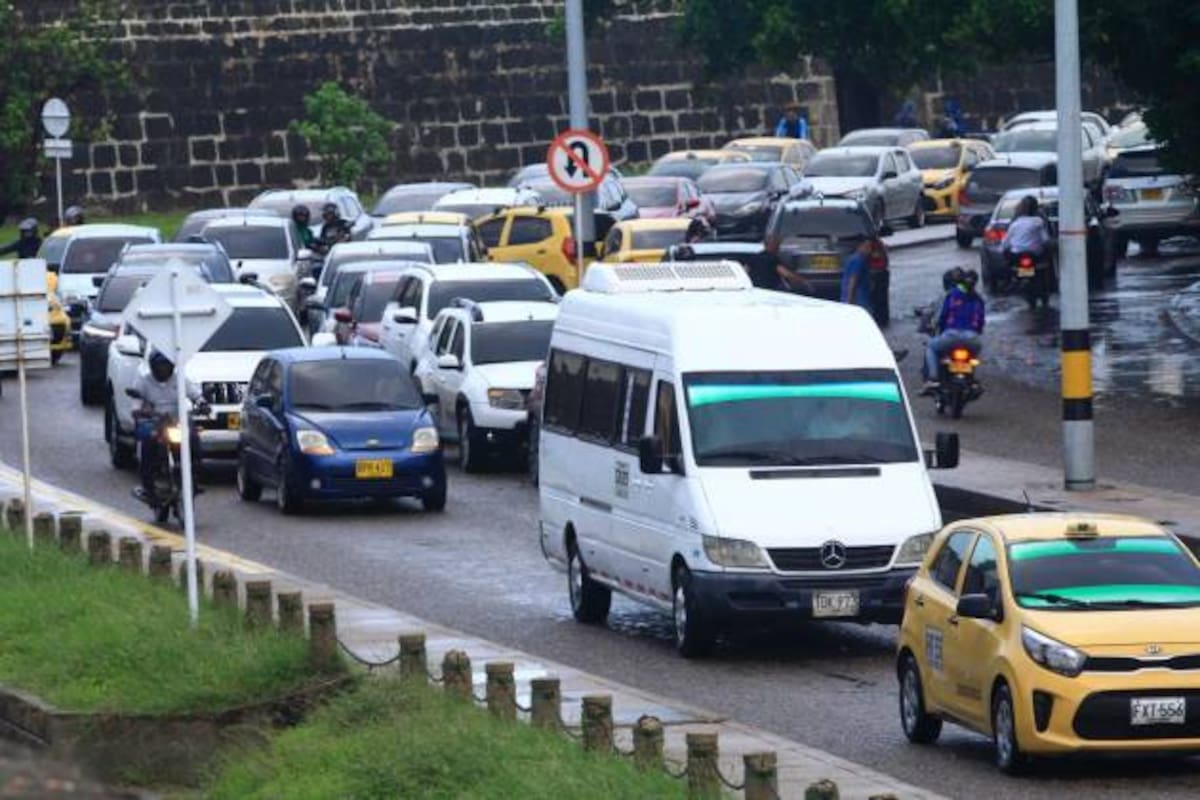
top-left (832, 64), bottom-right (885, 137)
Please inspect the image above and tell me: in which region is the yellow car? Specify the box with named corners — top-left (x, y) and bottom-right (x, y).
top-left (380, 211), bottom-right (471, 228)
top-left (600, 219), bottom-right (691, 263)
top-left (908, 139), bottom-right (994, 219)
top-left (477, 206), bottom-right (593, 293)
top-left (722, 136), bottom-right (816, 170)
top-left (46, 271), bottom-right (70, 364)
top-left (898, 513), bottom-right (1200, 773)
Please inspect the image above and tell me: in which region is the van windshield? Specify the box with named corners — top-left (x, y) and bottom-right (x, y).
top-left (683, 369), bottom-right (918, 467)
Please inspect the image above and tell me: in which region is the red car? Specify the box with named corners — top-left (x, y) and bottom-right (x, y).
top-left (623, 176), bottom-right (716, 224)
top-left (333, 269), bottom-right (408, 347)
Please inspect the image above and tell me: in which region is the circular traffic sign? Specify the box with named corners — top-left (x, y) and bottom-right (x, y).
top-left (546, 129), bottom-right (610, 195)
top-left (41, 98), bottom-right (70, 138)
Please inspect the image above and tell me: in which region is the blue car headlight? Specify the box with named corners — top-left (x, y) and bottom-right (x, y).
top-left (411, 426), bottom-right (440, 454)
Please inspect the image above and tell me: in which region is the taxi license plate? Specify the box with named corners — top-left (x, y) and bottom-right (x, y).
top-left (1017, 266), bottom-right (1035, 278)
top-left (813, 591), bottom-right (860, 618)
top-left (947, 361), bottom-right (972, 374)
top-left (225, 412), bottom-right (240, 430)
top-left (1131, 697), bottom-right (1186, 726)
top-left (810, 254), bottom-right (840, 271)
top-left (1141, 188), bottom-right (1164, 201)
top-left (355, 459), bottom-right (393, 479)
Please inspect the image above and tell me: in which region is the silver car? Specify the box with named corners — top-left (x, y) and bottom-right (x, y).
top-left (249, 186), bottom-right (375, 241)
top-left (1101, 145), bottom-right (1200, 256)
top-left (804, 146), bottom-right (926, 227)
top-left (990, 123), bottom-right (1106, 188)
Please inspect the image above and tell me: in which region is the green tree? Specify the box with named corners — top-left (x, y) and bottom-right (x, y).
top-left (0, 2), bottom-right (128, 223)
top-left (290, 83), bottom-right (393, 190)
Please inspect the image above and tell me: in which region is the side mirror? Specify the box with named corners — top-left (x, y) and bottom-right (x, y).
top-left (124, 387), bottom-right (143, 400)
top-left (298, 277), bottom-right (317, 294)
top-left (878, 224), bottom-right (895, 238)
top-left (638, 436), bottom-right (664, 474)
top-left (957, 593), bottom-right (1001, 622)
top-left (436, 353), bottom-right (461, 371)
top-left (254, 395), bottom-right (274, 410)
top-left (333, 308), bottom-right (353, 324)
top-left (115, 334), bottom-right (142, 357)
top-left (239, 272), bottom-right (259, 285)
top-left (92, 275), bottom-right (106, 288)
top-left (1104, 206), bottom-right (1120, 218)
top-left (882, 170), bottom-right (899, 181)
top-left (311, 332), bottom-right (337, 347)
top-left (296, 248), bottom-right (314, 261)
top-left (925, 431), bottom-right (960, 470)
top-left (392, 307), bottom-right (418, 325)
top-left (685, 198), bottom-right (701, 210)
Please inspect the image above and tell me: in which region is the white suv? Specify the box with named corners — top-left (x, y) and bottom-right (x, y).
top-left (414, 300), bottom-right (558, 472)
top-left (201, 216), bottom-right (311, 306)
top-left (104, 284), bottom-right (309, 468)
top-left (378, 262), bottom-right (558, 373)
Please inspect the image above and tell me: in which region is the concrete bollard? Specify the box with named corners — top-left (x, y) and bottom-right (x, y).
top-left (147, 545), bottom-right (173, 579)
top-left (633, 715), bottom-right (664, 772)
top-left (441, 650), bottom-right (472, 700)
top-left (805, 779), bottom-right (840, 800)
top-left (58, 513), bottom-right (83, 553)
top-left (307, 603), bottom-right (338, 673)
top-left (744, 752), bottom-right (779, 800)
top-left (244, 580), bottom-right (273, 627)
top-left (211, 570), bottom-right (238, 608)
top-left (277, 591), bottom-right (304, 633)
top-left (4, 498), bottom-right (24, 532)
top-left (117, 538), bottom-right (143, 572)
top-left (179, 559), bottom-right (205, 594)
top-left (32, 512), bottom-right (56, 545)
top-left (686, 732), bottom-right (720, 800)
top-left (398, 633), bottom-right (427, 681)
top-left (485, 662), bottom-right (516, 720)
top-left (86, 530), bottom-right (112, 566)
top-left (581, 695), bottom-right (614, 753)
top-left (529, 677), bottom-right (561, 730)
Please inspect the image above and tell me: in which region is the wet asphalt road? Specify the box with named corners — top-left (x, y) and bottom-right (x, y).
top-left (4, 236), bottom-right (1200, 799)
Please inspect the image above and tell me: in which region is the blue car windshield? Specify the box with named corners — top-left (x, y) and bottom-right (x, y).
top-left (289, 360), bottom-right (423, 411)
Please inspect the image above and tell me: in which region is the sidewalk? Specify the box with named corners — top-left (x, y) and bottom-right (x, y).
top-left (0, 463), bottom-right (944, 800)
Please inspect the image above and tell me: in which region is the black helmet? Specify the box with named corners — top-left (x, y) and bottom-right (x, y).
top-left (291, 205), bottom-right (310, 221)
top-left (18, 217), bottom-right (37, 233)
top-left (148, 350), bottom-right (174, 378)
top-left (942, 267), bottom-right (965, 291)
top-left (63, 205), bottom-right (84, 226)
top-left (1020, 195), bottom-right (1040, 216)
top-left (322, 202), bottom-right (339, 217)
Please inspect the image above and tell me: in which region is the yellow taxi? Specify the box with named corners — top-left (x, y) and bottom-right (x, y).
top-left (46, 271), bottom-right (70, 364)
top-left (476, 206), bottom-right (592, 293)
top-left (907, 138), bottom-right (994, 219)
top-left (600, 218), bottom-right (691, 263)
top-left (721, 136), bottom-right (816, 170)
top-left (898, 513), bottom-right (1200, 773)
top-left (380, 210), bottom-right (471, 228)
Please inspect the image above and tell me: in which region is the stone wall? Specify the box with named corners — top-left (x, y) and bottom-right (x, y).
top-left (22, 0), bottom-right (839, 213)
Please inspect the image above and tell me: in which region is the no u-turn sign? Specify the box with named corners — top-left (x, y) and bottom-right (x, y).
top-left (546, 129), bottom-right (610, 194)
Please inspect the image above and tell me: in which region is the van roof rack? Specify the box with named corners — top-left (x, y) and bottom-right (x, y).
top-left (581, 261), bottom-right (753, 294)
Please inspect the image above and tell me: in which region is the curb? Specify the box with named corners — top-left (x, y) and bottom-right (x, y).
top-left (886, 228), bottom-right (955, 252)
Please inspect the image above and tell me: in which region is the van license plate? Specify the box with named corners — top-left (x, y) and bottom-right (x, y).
top-left (812, 591), bottom-right (860, 618)
top-left (355, 459), bottom-right (393, 479)
top-left (1131, 697), bottom-right (1186, 726)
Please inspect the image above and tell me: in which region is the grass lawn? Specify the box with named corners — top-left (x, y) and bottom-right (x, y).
top-left (208, 677), bottom-right (686, 800)
top-left (0, 209), bottom-right (190, 245)
top-left (0, 532), bottom-right (316, 714)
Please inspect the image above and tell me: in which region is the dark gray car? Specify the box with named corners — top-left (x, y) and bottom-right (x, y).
top-left (697, 163), bottom-right (802, 241)
top-left (955, 153), bottom-right (1058, 248)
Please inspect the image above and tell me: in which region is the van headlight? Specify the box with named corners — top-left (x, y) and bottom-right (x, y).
top-left (411, 426), bottom-right (440, 454)
top-left (702, 535), bottom-right (768, 569)
top-left (296, 429), bottom-right (334, 455)
top-left (895, 532), bottom-right (936, 566)
top-left (1022, 626), bottom-right (1086, 677)
top-left (488, 388), bottom-right (525, 410)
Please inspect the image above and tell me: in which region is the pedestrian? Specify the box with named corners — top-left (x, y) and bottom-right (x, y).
top-left (937, 99), bottom-right (965, 138)
top-left (0, 218), bottom-right (43, 259)
top-left (922, 270), bottom-right (985, 390)
top-left (774, 103), bottom-right (810, 140)
top-left (839, 238), bottom-right (874, 314)
top-left (893, 100), bottom-right (918, 129)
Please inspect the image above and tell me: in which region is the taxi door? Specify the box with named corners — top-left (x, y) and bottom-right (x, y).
top-left (942, 532), bottom-right (1004, 727)
top-left (912, 530), bottom-right (976, 712)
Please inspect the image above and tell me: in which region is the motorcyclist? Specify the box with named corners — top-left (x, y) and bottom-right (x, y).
top-left (133, 351), bottom-right (207, 503)
top-left (0, 218), bottom-right (42, 259)
top-left (1002, 195), bottom-right (1051, 262)
top-left (291, 205), bottom-right (316, 250)
top-left (62, 205), bottom-right (85, 227)
top-left (318, 202), bottom-right (350, 251)
top-left (923, 270), bottom-right (985, 391)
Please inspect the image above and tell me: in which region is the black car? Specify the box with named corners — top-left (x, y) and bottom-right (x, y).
top-left (764, 198), bottom-right (893, 325)
top-left (696, 163), bottom-right (802, 241)
top-left (77, 244), bottom-right (235, 405)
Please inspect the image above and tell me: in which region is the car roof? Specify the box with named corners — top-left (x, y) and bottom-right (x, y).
top-left (783, 196), bottom-right (865, 211)
top-left (624, 176), bottom-right (687, 187)
top-left (844, 127), bottom-right (924, 136)
top-left (328, 241), bottom-right (433, 258)
top-left (977, 152), bottom-right (1059, 168)
top-left (359, 268), bottom-right (409, 284)
top-left (382, 211), bottom-right (470, 226)
top-left (909, 138), bottom-right (975, 149)
top-left (370, 223), bottom-right (466, 238)
top-left (704, 162), bottom-right (779, 174)
top-left (1000, 121), bottom-right (1058, 133)
top-left (253, 187), bottom-right (350, 202)
top-left (436, 187), bottom-right (537, 203)
top-left (443, 300), bottom-right (560, 324)
top-left (967, 513), bottom-right (1167, 543)
top-left (616, 218), bottom-right (692, 232)
top-left (201, 215), bottom-right (289, 230)
top-left (415, 262), bottom-right (542, 282)
top-left (124, 242), bottom-right (220, 255)
top-left (660, 149), bottom-right (744, 161)
top-left (380, 181), bottom-right (473, 197)
top-left (815, 145), bottom-right (892, 157)
top-left (211, 283), bottom-right (288, 307)
top-left (725, 137), bottom-right (800, 147)
top-left (62, 224), bottom-right (160, 239)
top-left (273, 346), bottom-right (397, 364)
top-left (185, 207), bottom-right (275, 220)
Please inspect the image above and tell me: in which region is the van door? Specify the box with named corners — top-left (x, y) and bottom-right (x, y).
top-left (635, 372), bottom-right (692, 600)
top-left (573, 358), bottom-right (623, 585)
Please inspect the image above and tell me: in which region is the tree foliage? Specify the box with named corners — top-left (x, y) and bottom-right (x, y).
top-left (0, 2), bottom-right (128, 222)
top-left (289, 82), bottom-right (393, 190)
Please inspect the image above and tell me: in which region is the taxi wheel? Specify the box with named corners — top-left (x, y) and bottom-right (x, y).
top-left (898, 653), bottom-right (942, 744)
top-left (992, 682), bottom-right (1028, 774)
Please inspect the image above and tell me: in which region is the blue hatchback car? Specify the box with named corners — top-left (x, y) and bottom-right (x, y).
top-left (235, 347), bottom-right (446, 513)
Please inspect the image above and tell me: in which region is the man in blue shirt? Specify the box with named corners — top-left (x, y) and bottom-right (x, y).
top-left (923, 271), bottom-right (985, 389)
top-left (774, 103), bottom-right (810, 140)
top-left (840, 239), bottom-right (873, 313)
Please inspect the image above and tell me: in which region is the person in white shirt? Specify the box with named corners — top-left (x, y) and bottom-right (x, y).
top-left (1002, 196), bottom-right (1051, 258)
top-left (134, 351), bottom-right (206, 502)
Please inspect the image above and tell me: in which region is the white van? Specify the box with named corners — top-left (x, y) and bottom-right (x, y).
top-left (538, 262), bottom-right (957, 656)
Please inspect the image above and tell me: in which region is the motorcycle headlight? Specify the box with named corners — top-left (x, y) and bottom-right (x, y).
top-left (735, 200), bottom-right (766, 216)
top-left (411, 426), bottom-right (440, 454)
top-left (81, 322), bottom-right (118, 339)
top-left (895, 532), bottom-right (936, 566)
top-left (487, 388), bottom-right (525, 410)
top-left (702, 535), bottom-right (768, 569)
top-left (1022, 626), bottom-right (1087, 677)
top-left (164, 425), bottom-right (183, 445)
top-left (296, 429), bottom-right (334, 455)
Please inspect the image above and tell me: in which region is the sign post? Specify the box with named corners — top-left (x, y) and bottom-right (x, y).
top-left (122, 264), bottom-right (232, 625)
top-left (546, 129), bottom-right (611, 280)
top-left (40, 99), bottom-right (71, 228)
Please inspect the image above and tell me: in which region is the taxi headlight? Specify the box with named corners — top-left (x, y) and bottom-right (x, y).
top-left (296, 429), bottom-right (334, 455)
top-left (895, 532), bottom-right (936, 566)
top-left (488, 388), bottom-right (525, 410)
top-left (702, 535), bottom-right (768, 569)
top-left (1022, 626), bottom-right (1086, 677)
top-left (411, 426), bottom-right (440, 454)
top-left (931, 176), bottom-right (956, 190)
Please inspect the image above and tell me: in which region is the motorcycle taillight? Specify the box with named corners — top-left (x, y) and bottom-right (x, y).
top-left (951, 348), bottom-right (971, 362)
top-left (1019, 255), bottom-right (1034, 268)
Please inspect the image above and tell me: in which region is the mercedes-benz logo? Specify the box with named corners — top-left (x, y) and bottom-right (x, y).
top-left (820, 540), bottom-right (848, 570)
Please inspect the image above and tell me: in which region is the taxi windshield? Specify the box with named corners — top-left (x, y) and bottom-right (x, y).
top-left (1008, 536), bottom-right (1200, 610)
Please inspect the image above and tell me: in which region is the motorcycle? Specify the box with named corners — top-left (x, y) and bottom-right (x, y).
top-left (915, 305), bottom-right (984, 419)
top-left (1010, 250), bottom-right (1055, 310)
top-left (126, 388), bottom-right (207, 524)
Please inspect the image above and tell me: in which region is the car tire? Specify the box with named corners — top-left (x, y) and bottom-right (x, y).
top-left (908, 197), bottom-right (926, 229)
top-left (955, 230), bottom-right (974, 249)
top-left (50, 349), bottom-right (63, 366)
top-left (672, 564), bottom-right (716, 658)
top-left (992, 682), bottom-right (1027, 775)
top-left (527, 416), bottom-right (540, 487)
top-left (457, 409), bottom-right (484, 474)
top-left (80, 378), bottom-right (105, 406)
top-left (1136, 236), bottom-right (1161, 257)
top-left (421, 479), bottom-right (447, 512)
top-left (871, 199), bottom-right (886, 227)
top-left (567, 542), bottom-right (611, 624)
top-left (236, 456), bottom-right (262, 502)
top-left (898, 652), bottom-right (942, 744)
top-left (107, 399), bottom-right (137, 470)
top-left (275, 456), bottom-right (303, 514)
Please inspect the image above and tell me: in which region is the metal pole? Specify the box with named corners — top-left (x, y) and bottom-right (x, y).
top-left (565, 0), bottom-right (596, 265)
top-left (15, 265), bottom-right (34, 547)
top-left (55, 157), bottom-right (64, 229)
top-left (171, 267), bottom-right (200, 625)
top-left (1055, 0), bottom-right (1094, 490)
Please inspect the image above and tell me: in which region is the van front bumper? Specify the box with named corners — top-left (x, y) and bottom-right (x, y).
top-left (689, 568), bottom-right (916, 625)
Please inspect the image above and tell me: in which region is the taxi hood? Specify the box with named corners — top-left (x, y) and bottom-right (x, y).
top-left (1022, 607), bottom-right (1200, 648)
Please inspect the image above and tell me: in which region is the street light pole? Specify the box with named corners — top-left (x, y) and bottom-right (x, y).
top-left (565, 0), bottom-right (597, 270)
top-left (1055, 0), bottom-right (1095, 490)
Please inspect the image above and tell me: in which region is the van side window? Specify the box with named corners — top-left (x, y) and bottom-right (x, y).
top-left (930, 531), bottom-right (976, 593)
top-left (578, 359), bottom-right (622, 442)
top-left (655, 380), bottom-right (682, 460)
top-left (618, 368), bottom-right (652, 448)
top-left (544, 349), bottom-right (586, 432)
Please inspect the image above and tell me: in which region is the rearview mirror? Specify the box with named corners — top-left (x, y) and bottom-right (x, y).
top-left (1104, 206), bottom-right (1120, 218)
top-left (924, 432), bottom-right (960, 470)
top-left (436, 354), bottom-right (461, 371)
top-left (254, 395), bottom-right (274, 410)
top-left (881, 170), bottom-right (898, 180)
top-left (422, 392), bottom-right (439, 406)
top-left (114, 334), bottom-right (142, 357)
top-left (957, 593), bottom-right (1001, 622)
top-left (685, 198), bottom-right (701, 210)
top-left (296, 248), bottom-right (314, 261)
top-left (392, 307), bottom-right (418, 325)
top-left (311, 332), bottom-right (337, 347)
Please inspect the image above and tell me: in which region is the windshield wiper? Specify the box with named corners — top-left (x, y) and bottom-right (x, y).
top-left (1100, 598), bottom-right (1198, 609)
top-left (1015, 591), bottom-right (1095, 609)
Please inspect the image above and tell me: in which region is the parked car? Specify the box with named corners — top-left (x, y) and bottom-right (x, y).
top-left (332, 268), bottom-right (408, 347)
top-left (647, 149), bottom-right (751, 181)
top-left (518, 176), bottom-right (640, 223)
top-left (1101, 144), bottom-right (1200, 257)
top-left (955, 153), bottom-right (1059, 248)
top-left (368, 217), bottom-right (487, 264)
top-left (51, 224), bottom-right (162, 343)
top-left (1002, 109), bottom-right (1112, 141)
top-left (105, 283), bottom-right (308, 469)
top-left (508, 163), bottom-right (628, 189)
top-left (432, 187), bottom-right (542, 221)
top-left (908, 138), bottom-right (995, 219)
top-left (236, 347), bottom-right (446, 513)
top-left (415, 299), bottom-right (558, 472)
top-left (249, 187), bottom-right (373, 241)
top-left (622, 176), bottom-right (715, 223)
top-left (601, 219), bottom-right (692, 263)
top-left (722, 136), bottom-right (816, 170)
top-left (173, 208), bottom-right (276, 243)
top-left (666, 241), bottom-right (776, 289)
top-left (697, 162), bottom-right (803, 241)
top-left (371, 182), bottom-right (475, 217)
top-left (476, 206), bottom-right (617, 293)
top-left (526, 360), bottom-right (547, 485)
top-left (990, 123), bottom-right (1106, 188)
top-left (764, 197), bottom-right (893, 324)
top-left (302, 240), bottom-right (435, 332)
top-left (36, 225), bottom-right (76, 272)
top-left (839, 128), bottom-right (930, 148)
top-left (201, 215), bottom-right (311, 306)
top-left (804, 147), bottom-right (925, 228)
